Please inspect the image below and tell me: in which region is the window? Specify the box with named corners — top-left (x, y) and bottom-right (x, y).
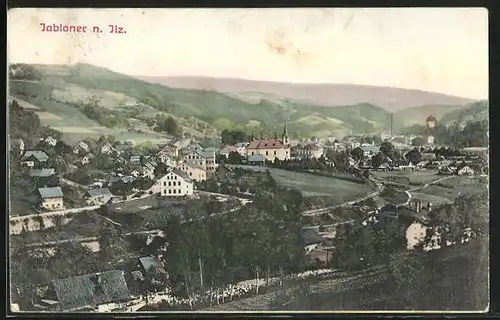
top-left (163, 182), bottom-right (166, 186)
top-left (174, 175), bottom-right (177, 180)
top-left (168, 181), bottom-right (171, 186)
top-left (265, 151), bottom-right (268, 155)
top-left (173, 189), bottom-right (176, 194)
top-left (178, 189), bottom-right (181, 194)
top-left (274, 151), bottom-right (277, 155)
top-left (168, 189), bottom-right (171, 194)
top-left (252, 152), bottom-right (254, 155)
top-left (163, 190), bottom-right (166, 194)
top-left (190, 172), bottom-right (192, 176)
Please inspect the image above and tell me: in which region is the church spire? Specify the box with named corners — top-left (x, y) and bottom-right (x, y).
top-left (282, 122), bottom-right (289, 145)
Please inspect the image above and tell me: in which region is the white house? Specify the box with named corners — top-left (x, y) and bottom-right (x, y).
top-left (74, 141), bottom-right (90, 154)
top-left (100, 142), bottom-right (114, 155)
top-left (38, 186), bottom-right (64, 211)
top-left (81, 154), bottom-right (94, 165)
top-left (457, 165), bottom-right (475, 176)
top-left (85, 188), bottom-right (113, 206)
top-left (45, 136), bottom-right (58, 146)
top-left (156, 169), bottom-right (194, 197)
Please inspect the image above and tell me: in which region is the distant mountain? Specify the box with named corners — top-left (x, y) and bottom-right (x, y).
top-left (8, 63), bottom-right (480, 142)
top-left (136, 76), bottom-right (476, 112)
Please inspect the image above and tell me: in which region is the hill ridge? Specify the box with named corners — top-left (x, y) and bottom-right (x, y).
top-left (135, 75), bottom-right (476, 112)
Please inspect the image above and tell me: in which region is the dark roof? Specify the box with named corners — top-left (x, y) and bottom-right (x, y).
top-left (51, 270), bottom-right (131, 311)
top-left (170, 169), bottom-right (192, 182)
top-left (38, 186), bottom-right (63, 198)
top-left (139, 256), bottom-right (167, 275)
top-left (29, 168), bottom-right (55, 177)
top-left (86, 188), bottom-right (112, 198)
top-left (301, 228), bottom-right (324, 246)
top-left (22, 150), bottom-right (49, 162)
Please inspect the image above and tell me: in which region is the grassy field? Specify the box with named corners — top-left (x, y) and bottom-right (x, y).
top-left (415, 176), bottom-right (488, 202)
top-left (235, 166), bottom-right (373, 204)
top-left (372, 170), bottom-right (440, 186)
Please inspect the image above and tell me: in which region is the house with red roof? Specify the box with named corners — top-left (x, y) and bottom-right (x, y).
top-left (246, 124), bottom-right (291, 162)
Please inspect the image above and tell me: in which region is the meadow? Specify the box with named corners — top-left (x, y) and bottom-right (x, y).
top-left (372, 170), bottom-right (440, 186)
top-left (235, 166), bottom-right (374, 204)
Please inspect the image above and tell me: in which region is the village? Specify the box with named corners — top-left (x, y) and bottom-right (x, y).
top-left (9, 109), bottom-right (489, 312)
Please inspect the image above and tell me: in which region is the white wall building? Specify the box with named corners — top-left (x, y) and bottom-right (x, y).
top-left (156, 169), bottom-right (194, 197)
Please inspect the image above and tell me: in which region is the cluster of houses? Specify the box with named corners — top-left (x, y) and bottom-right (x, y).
top-left (10, 135), bottom-right (223, 212)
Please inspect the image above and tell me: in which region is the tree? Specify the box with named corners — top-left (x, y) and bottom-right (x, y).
top-left (371, 152), bottom-right (384, 169)
top-left (405, 148), bottom-right (422, 165)
top-left (228, 151), bottom-right (244, 164)
top-left (351, 147), bottom-right (364, 161)
top-left (380, 141), bottom-right (395, 158)
top-left (411, 137), bottom-right (426, 146)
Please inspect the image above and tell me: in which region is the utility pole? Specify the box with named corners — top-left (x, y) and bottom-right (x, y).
top-left (390, 113), bottom-right (394, 136)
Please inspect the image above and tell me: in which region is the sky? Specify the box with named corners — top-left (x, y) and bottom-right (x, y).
top-left (8, 8), bottom-right (488, 99)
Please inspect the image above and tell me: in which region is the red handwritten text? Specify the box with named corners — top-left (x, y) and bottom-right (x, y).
top-left (40, 23), bottom-right (126, 34)
top-left (40, 23), bottom-right (88, 33)
top-left (108, 25), bottom-right (126, 34)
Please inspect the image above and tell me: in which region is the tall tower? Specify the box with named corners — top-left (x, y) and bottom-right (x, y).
top-left (390, 113), bottom-right (394, 136)
top-left (282, 122), bottom-right (289, 144)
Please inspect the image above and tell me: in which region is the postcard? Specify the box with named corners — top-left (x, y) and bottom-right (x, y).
top-left (7, 7), bottom-right (489, 313)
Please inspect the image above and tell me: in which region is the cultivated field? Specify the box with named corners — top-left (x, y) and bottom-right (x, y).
top-left (372, 170), bottom-right (440, 186)
top-left (234, 166), bottom-right (373, 204)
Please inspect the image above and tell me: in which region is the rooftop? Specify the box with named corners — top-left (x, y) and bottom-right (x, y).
top-left (86, 188), bottom-right (113, 198)
top-left (248, 139), bottom-right (289, 150)
top-left (51, 270), bottom-right (131, 311)
top-left (29, 168), bottom-right (55, 177)
top-left (38, 186), bottom-right (63, 198)
top-left (22, 150), bottom-right (49, 162)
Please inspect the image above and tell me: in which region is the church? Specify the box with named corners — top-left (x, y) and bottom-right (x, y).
top-left (246, 124), bottom-right (291, 162)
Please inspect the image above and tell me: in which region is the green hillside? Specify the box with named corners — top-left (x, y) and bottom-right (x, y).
top-left (393, 104), bottom-right (464, 131)
top-left (439, 100), bottom-right (489, 127)
top-left (8, 63), bottom-right (473, 140)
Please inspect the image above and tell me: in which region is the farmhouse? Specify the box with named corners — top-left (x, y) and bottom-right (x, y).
top-left (38, 186), bottom-right (64, 211)
top-left (44, 136), bottom-right (58, 146)
top-left (156, 169), bottom-right (194, 197)
top-left (457, 165), bottom-right (475, 176)
top-left (100, 142), bottom-right (115, 155)
top-left (73, 141), bottom-right (90, 154)
top-left (85, 188), bottom-right (113, 205)
top-left (177, 162), bottom-right (207, 182)
top-left (21, 150), bottom-right (49, 168)
top-left (44, 270), bottom-right (133, 312)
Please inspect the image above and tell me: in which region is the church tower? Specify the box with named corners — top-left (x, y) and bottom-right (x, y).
top-left (282, 123), bottom-right (289, 145)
